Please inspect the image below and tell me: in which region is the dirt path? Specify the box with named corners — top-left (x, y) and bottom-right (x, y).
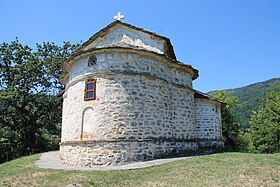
top-left (35, 151), bottom-right (192, 171)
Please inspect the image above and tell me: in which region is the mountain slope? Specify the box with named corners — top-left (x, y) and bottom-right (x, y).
top-left (222, 78), bottom-right (280, 128)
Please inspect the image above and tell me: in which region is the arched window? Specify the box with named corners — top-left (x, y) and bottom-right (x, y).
top-left (81, 107), bottom-right (95, 140)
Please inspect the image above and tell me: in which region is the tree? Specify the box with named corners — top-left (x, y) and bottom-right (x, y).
top-left (248, 82), bottom-right (280, 153)
top-left (0, 39), bottom-right (79, 163)
top-left (210, 90), bottom-right (240, 150)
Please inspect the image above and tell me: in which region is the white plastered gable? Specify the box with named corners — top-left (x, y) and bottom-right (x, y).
top-left (83, 23), bottom-right (167, 55)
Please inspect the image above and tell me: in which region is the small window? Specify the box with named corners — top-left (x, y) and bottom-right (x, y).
top-left (84, 79), bottom-right (96, 101)
top-left (88, 55), bottom-right (97, 67)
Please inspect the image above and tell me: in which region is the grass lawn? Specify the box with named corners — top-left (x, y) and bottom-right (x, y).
top-left (0, 152), bottom-right (279, 187)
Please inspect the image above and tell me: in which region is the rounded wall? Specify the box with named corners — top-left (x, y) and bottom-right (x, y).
top-left (193, 100), bottom-right (224, 151)
top-left (67, 49), bottom-right (193, 88)
top-left (60, 50), bottom-right (197, 166)
top-left (60, 141), bottom-right (198, 167)
top-left (194, 101), bottom-right (222, 139)
top-left (62, 74), bottom-right (195, 141)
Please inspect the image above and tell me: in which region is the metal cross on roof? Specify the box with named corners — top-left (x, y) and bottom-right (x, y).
top-left (114, 12), bottom-right (125, 21)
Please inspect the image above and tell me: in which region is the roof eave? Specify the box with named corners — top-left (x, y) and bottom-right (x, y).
top-left (194, 89), bottom-right (226, 107)
top-left (60, 46), bottom-right (198, 85)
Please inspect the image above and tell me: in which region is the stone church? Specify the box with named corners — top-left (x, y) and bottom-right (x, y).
top-left (59, 18), bottom-right (224, 167)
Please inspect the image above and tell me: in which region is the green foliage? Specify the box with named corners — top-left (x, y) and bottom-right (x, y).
top-left (210, 90), bottom-right (238, 110)
top-left (0, 39), bottom-right (79, 163)
top-left (235, 132), bottom-right (250, 152)
top-left (228, 78), bottom-right (280, 129)
top-left (247, 82), bottom-right (280, 153)
top-left (210, 78), bottom-right (280, 152)
top-left (210, 90), bottom-right (240, 150)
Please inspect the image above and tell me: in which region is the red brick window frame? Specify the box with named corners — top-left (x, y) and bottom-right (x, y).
top-left (84, 79), bottom-right (96, 101)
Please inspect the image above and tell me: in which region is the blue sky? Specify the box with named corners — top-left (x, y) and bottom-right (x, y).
top-left (0, 0), bottom-right (279, 92)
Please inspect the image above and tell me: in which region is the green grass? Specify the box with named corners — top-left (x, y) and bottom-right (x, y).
top-left (0, 153), bottom-right (279, 187)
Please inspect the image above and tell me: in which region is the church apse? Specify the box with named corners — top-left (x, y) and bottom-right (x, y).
top-left (59, 20), bottom-right (224, 167)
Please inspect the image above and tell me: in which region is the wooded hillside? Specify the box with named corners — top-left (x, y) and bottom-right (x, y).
top-left (211, 78), bottom-right (280, 128)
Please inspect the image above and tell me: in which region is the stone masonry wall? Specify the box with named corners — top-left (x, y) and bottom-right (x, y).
top-left (194, 100), bottom-right (222, 140)
top-left (60, 50), bottom-right (199, 166)
top-left (62, 74), bottom-right (195, 141)
top-left (62, 50), bottom-right (194, 142)
top-left (60, 141), bottom-right (198, 167)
